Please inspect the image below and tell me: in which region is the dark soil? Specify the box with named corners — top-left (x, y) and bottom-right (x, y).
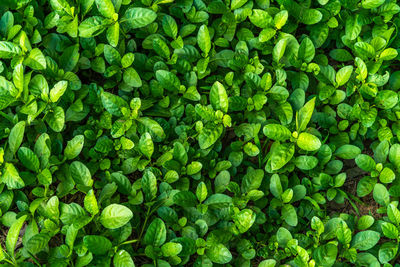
top-left (329, 156), bottom-right (382, 218)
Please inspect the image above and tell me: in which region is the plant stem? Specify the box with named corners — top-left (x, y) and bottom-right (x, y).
top-left (135, 206), bottom-right (151, 249)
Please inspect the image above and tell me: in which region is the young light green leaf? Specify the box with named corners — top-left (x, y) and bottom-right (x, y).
top-left (297, 132), bottom-right (321, 151)
top-left (336, 66), bottom-right (353, 87)
top-left (95, 0), bottom-right (115, 18)
top-left (49, 80), bottom-right (68, 102)
top-left (210, 81), bottom-right (228, 113)
top-left (6, 215), bottom-right (27, 257)
top-left (296, 97), bottom-right (316, 132)
top-left (197, 25), bottom-right (211, 56)
top-left (100, 204), bottom-right (133, 229)
top-left (8, 121), bottom-right (25, 155)
top-left (64, 135), bottom-right (84, 160)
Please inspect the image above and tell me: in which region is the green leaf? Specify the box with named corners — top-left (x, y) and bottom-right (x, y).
top-left (80, 0), bottom-right (94, 16)
top-left (334, 145), bottom-right (361, 159)
top-left (380, 167), bottom-right (395, 183)
top-left (297, 132), bottom-right (321, 151)
top-left (354, 42), bottom-right (376, 59)
top-left (299, 9), bottom-right (322, 25)
top-left (329, 49), bottom-right (354, 62)
top-left (60, 203), bottom-right (87, 226)
top-left (373, 183), bottom-right (390, 206)
top-left (95, 0), bottom-right (115, 18)
top-left (83, 235), bottom-right (112, 255)
top-left (70, 161), bottom-right (93, 186)
top-left (26, 233), bottom-right (50, 255)
top-left (381, 222), bottom-right (399, 239)
top-left (46, 106), bottom-right (65, 132)
top-left (296, 97), bottom-right (316, 132)
top-left (380, 48), bottom-right (398, 61)
top-left (379, 242), bottom-right (397, 263)
top-left (274, 10), bottom-right (288, 30)
top-left (18, 147), bottom-right (40, 173)
top-left (198, 125), bottom-right (223, 149)
top-left (2, 163), bottom-right (24, 189)
top-left (389, 144), bottom-right (400, 168)
top-left (0, 41), bottom-right (21, 58)
top-left (197, 25), bottom-right (211, 56)
top-left (387, 203), bottom-right (400, 225)
top-left (122, 8), bottom-right (157, 30)
top-left (357, 215), bottom-right (375, 230)
top-left (282, 204), bottom-right (298, 226)
top-left (100, 204), bottom-right (133, 229)
top-left (263, 124), bottom-right (291, 141)
top-left (270, 143), bottom-right (295, 171)
top-left (8, 121), bottom-right (25, 155)
top-left (362, 0), bottom-right (385, 9)
top-left (206, 243), bottom-right (232, 264)
top-left (153, 38), bottom-right (170, 59)
top-left (351, 230), bottom-right (380, 251)
top-left (49, 80), bottom-right (68, 102)
top-left (64, 135), bottom-right (84, 160)
top-left (241, 168), bottom-right (264, 193)
top-left (123, 67), bottom-right (142, 87)
top-left (24, 48), bottom-right (46, 70)
top-left (204, 193), bottom-right (232, 208)
top-left (6, 215), bottom-right (27, 257)
top-left (273, 38), bottom-right (287, 63)
top-left (231, 0), bottom-right (248, 10)
top-left (277, 227), bottom-right (292, 247)
top-left (196, 182), bottom-right (207, 203)
top-left (375, 90), bottom-right (398, 110)
top-left (0, 76), bottom-right (17, 110)
top-left (161, 242), bottom-right (182, 257)
top-left (79, 16), bottom-right (109, 37)
top-left (111, 172), bottom-right (132, 195)
top-left (345, 15), bottom-right (361, 40)
top-left (84, 189), bottom-right (99, 215)
top-left (174, 191), bottom-right (198, 207)
top-left (313, 244), bottom-right (338, 266)
top-left (294, 156), bottom-right (318, 170)
top-left (270, 174), bottom-right (283, 198)
top-left (142, 169), bottom-right (157, 201)
top-left (104, 44), bottom-right (121, 65)
top-left (101, 91), bottom-right (129, 117)
top-left (355, 154), bottom-right (376, 172)
top-left (259, 259), bottom-right (277, 267)
top-left (137, 117), bottom-right (166, 142)
top-left (155, 70), bottom-right (180, 92)
top-left (106, 22), bottom-right (119, 47)
top-left (139, 132), bottom-right (154, 158)
top-left (144, 218), bottom-right (166, 247)
top-left (61, 45), bottom-right (79, 71)
top-left (210, 81), bottom-right (228, 113)
top-left (234, 209), bottom-right (256, 233)
top-left (114, 250), bottom-right (135, 267)
top-left (162, 15), bottom-right (177, 39)
top-left (250, 9), bottom-right (273, 28)
top-left (298, 37), bottom-right (315, 63)
top-left (49, 0), bottom-right (70, 12)
top-left (173, 142), bottom-right (188, 166)
top-left (336, 66), bottom-right (353, 87)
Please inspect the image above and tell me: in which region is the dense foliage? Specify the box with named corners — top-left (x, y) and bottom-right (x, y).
top-left (2, 0), bottom-right (400, 266)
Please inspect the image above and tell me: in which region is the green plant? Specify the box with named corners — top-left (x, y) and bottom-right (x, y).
top-left (1, 0), bottom-right (400, 266)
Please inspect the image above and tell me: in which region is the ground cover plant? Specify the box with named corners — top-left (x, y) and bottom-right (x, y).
top-left (2, 0), bottom-right (400, 266)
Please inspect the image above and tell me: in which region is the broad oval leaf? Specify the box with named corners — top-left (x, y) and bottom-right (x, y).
top-left (100, 204), bottom-right (133, 229)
